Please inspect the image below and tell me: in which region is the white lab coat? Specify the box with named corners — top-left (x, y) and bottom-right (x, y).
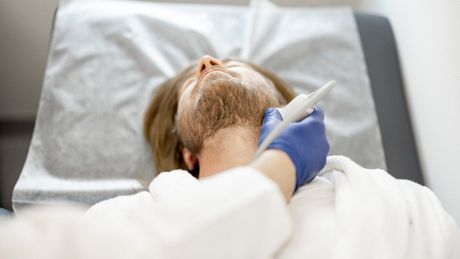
top-left (84, 167), bottom-right (292, 259)
top-left (1, 167), bottom-right (291, 259)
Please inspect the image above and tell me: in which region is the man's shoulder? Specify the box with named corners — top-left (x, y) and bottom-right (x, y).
top-left (148, 169), bottom-right (199, 193)
top-left (290, 176), bottom-right (334, 209)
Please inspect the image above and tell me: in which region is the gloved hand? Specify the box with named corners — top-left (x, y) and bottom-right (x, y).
top-left (259, 107), bottom-right (329, 191)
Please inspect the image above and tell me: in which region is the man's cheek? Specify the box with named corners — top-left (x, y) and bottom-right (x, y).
top-left (177, 92), bottom-right (192, 117)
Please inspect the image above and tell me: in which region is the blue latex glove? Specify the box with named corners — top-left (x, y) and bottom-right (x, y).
top-left (259, 107), bottom-right (329, 191)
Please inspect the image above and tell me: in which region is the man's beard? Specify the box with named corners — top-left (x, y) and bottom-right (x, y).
top-left (177, 77), bottom-right (280, 155)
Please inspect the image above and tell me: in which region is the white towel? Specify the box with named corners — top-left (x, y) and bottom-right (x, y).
top-left (278, 155), bottom-right (460, 259)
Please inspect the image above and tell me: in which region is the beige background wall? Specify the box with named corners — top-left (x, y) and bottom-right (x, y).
top-left (1, 0), bottom-right (459, 223)
top-left (0, 0), bottom-right (59, 120)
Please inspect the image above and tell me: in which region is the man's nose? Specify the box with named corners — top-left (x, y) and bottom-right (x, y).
top-left (196, 55), bottom-right (223, 77)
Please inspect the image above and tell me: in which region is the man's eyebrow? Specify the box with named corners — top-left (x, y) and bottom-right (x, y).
top-left (179, 68), bottom-right (196, 89)
top-left (185, 67), bottom-right (196, 78)
top-left (178, 67), bottom-right (198, 94)
top-left (225, 60), bottom-right (244, 67)
top-left (183, 77), bottom-right (195, 87)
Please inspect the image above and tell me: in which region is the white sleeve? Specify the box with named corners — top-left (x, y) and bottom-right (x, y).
top-left (0, 167), bottom-right (291, 259)
top-left (148, 167), bottom-right (292, 259)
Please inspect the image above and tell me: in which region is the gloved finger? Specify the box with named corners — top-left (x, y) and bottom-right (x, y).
top-left (263, 108), bottom-right (283, 132)
top-left (263, 108), bottom-right (283, 124)
top-left (259, 108), bottom-right (282, 145)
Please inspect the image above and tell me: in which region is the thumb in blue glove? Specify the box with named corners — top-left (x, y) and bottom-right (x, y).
top-left (258, 107), bottom-right (329, 191)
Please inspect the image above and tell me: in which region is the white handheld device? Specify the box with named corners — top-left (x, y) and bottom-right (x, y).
top-left (253, 80), bottom-right (336, 159)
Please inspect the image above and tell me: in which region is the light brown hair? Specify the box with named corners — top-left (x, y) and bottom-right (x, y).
top-left (144, 58), bottom-right (295, 175)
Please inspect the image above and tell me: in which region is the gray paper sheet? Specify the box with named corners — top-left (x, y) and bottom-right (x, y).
top-left (13, 0), bottom-right (386, 210)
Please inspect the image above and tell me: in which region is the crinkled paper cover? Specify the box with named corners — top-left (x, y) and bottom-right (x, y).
top-left (13, 0), bottom-right (386, 210)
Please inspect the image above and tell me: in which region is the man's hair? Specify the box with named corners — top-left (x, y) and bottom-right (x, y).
top-left (144, 58), bottom-right (295, 174)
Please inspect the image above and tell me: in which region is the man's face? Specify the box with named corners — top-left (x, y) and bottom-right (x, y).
top-left (176, 55), bottom-right (280, 155)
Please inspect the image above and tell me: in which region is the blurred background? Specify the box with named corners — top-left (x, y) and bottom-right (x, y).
top-left (1, 0), bottom-right (459, 224)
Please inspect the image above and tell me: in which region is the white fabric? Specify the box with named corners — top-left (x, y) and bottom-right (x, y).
top-left (279, 156), bottom-right (460, 259)
top-left (2, 167), bottom-right (291, 259)
top-left (2, 156), bottom-right (458, 258)
top-left (86, 167), bottom-right (291, 259)
top-left (13, 0), bottom-right (386, 209)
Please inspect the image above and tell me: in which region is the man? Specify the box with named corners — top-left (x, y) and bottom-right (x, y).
top-left (144, 54), bottom-right (329, 200)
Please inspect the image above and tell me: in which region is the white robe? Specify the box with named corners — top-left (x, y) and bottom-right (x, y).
top-left (278, 156), bottom-right (460, 259)
top-left (1, 156), bottom-right (459, 259)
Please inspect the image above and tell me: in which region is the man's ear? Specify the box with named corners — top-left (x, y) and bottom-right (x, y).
top-left (182, 148), bottom-right (198, 171)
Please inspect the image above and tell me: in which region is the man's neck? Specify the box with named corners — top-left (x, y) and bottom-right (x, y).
top-left (198, 126), bottom-right (259, 178)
